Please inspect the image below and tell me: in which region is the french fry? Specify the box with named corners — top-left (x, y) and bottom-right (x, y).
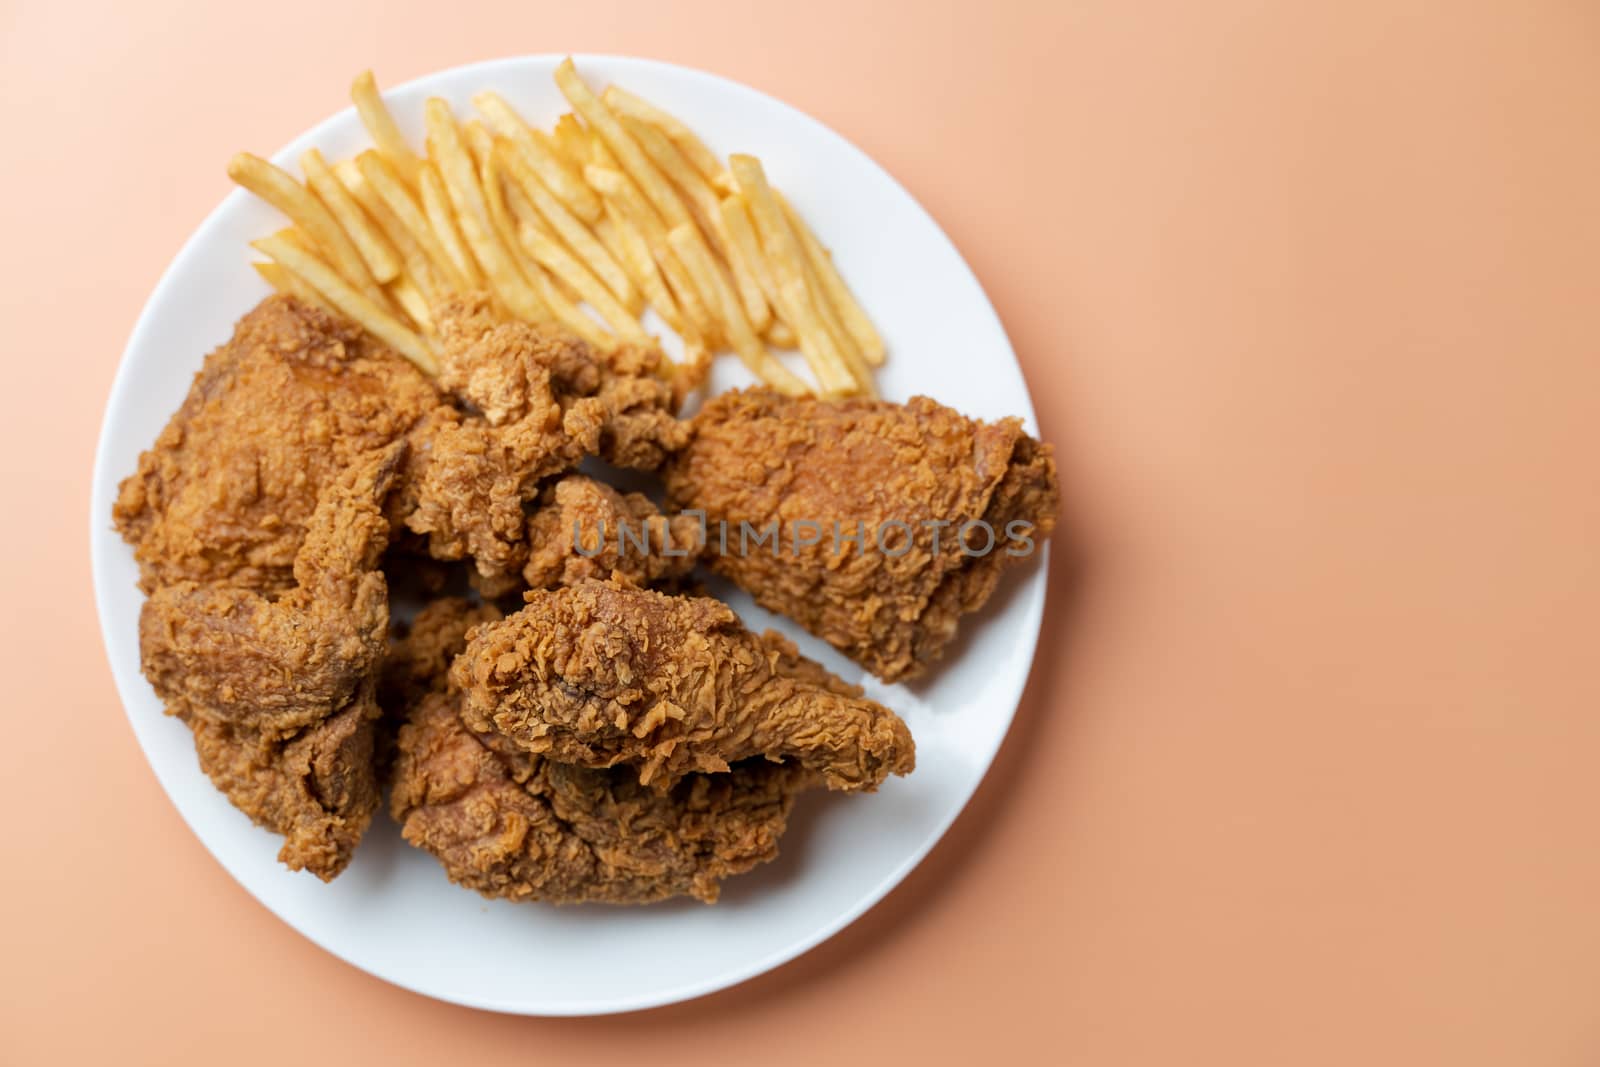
top-left (482, 155), bottom-right (607, 346)
top-left (602, 85), bottom-right (724, 190)
top-left (765, 319), bottom-right (798, 348)
top-left (775, 194), bottom-right (872, 390)
top-left (619, 115), bottom-right (726, 256)
top-left (717, 196), bottom-right (775, 333)
top-left (417, 159), bottom-right (482, 288)
top-left (668, 223), bottom-right (807, 396)
top-left (551, 113), bottom-right (589, 168)
top-left (462, 119), bottom-right (494, 169)
top-left (228, 152), bottom-right (384, 303)
top-left (776, 191), bottom-right (885, 366)
top-left (253, 260), bottom-right (334, 315)
top-left (555, 58), bottom-right (693, 232)
top-left (604, 200), bottom-right (688, 341)
top-left (473, 91), bottom-right (602, 223)
top-left (587, 165), bottom-right (717, 346)
top-left (351, 71), bottom-right (421, 184)
top-left (387, 274), bottom-right (434, 333)
top-left (498, 153), bottom-right (651, 346)
top-left (531, 265), bottom-right (614, 349)
top-left (498, 141), bottom-right (639, 313)
top-left (729, 154), bottom-right (858, 395)
top-left (301, 148), bottom-right (400, 284)
top-left (356, 150), bottom-right (467, 293)
top-left (424, 98), bottom-right (550, 323)
top-left (333, 158), bottom-right (440, 301)
top-left (253, 231), bottom-right (436, 374)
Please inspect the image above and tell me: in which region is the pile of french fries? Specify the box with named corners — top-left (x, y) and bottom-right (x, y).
top-left (236, 59), bottom-right (883, 396)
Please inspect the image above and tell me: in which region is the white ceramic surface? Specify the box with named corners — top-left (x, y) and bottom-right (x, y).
top-left (90, 55), bottom-right (1048, 1016)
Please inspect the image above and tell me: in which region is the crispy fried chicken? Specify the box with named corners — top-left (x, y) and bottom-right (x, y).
top-left (396, 296), bottom-right (688, 593)
top-left (393, 689), bottom-right (809, 904)
top-left (523, 475), bottom-right (702, 591)
top-left (664, 389), bottom-right (1060, 682)
top-left (113, 295), bottom-right (440, 595)
top-left (453, 580), bottom-right (914, 790)
top-left (137, 443), bottom-right (405, 879)
top-left (385, 596), bottom-right (808, 904)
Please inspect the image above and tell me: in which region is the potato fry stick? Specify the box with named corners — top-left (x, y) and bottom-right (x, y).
top-left (602, 84), bottom-right (724, 189)
top-left (765, 319), bottom-right (798, 348)
top-left (356, 150), bottom-right (465, 293)
top-left (619, 115), bottom-right (726, 255)
top-left (586, 164), bottom-right (717, 345)
top-left (253, 260), bottom-right (334, 315)
top-left (499, 164), bottom-right (651, 345)
top-left (776, 191), bottom-right (885, 366)
top-left (387, 274), bottom-right (434, 333)
top-left (604, 201), bottom-right (688, 341)
top-left (716, 196), bottom-right (775, 333)
top-left (591, 213), bottom-right (633, 290)
top-left (551, 113), bottom-right (589, 168)
top-left (228, 152), bottom-right (383, 302)
top-left (776, 195), bottom-right (873, 389)
top-left (474, 91), bottom-right (602, 223)
top-left (497, 138), bottom-right (639, 313)
top-left (496, 180), bottom-right (613, 348)
top-left (669, 224), bottom-right (807, 396)
top-left (462, 119), bottom-right (494, 169)
top-left (425, 99), bottom-right (550, 323)
top-left (351, 71), bottom-right (421, 184)
top-left (555, 58), bottom-right (693, 232)
top-left (253, 232), bottom-right (436, 374)
top-left (730, 155), bottom-right (860, 395)
top-left (301, 148), bottom-right (400, 284)
top-left (333, 158), bottom-right (440, 301)
top-left (532, 264), bottom-right (615, 348)
top-left (482, 156), bottom-right (603, 345)
top-left (417, 159), bottom-right (482, 288)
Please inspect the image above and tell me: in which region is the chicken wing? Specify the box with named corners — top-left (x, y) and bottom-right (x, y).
top-left (452, 580), bottom-right (914, 790)
top-left (663, 389), bottom-right (1060, 682)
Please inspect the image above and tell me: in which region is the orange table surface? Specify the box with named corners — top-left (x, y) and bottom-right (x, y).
top-left (5, 1), bottom-right (1600, 1064)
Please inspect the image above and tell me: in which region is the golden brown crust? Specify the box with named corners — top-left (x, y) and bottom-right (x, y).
top-left (453, 580), bottom-right (914, 790)
top-left (391, 689), bottom-right (808, 904)
top-left (113, 295), bottom-right (441, 595)
top-left (396, 296), bottom-right (687, 592)
top-left (664, 389), bottom-right (1060, 682)
top-left (523, 475), bottom-right (702, 591)
top-left (138, 443), bottom-right (405, 880)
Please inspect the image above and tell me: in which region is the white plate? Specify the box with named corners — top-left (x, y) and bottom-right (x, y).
top-left (89, 55), bottom-right (1048, 1016)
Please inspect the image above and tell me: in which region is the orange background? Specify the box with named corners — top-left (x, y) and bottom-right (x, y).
top-left (6, 1), bottom-right (1600, 1063)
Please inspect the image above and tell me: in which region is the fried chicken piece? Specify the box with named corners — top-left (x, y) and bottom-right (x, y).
top-left (379, 595), bottom-right (807, 903)
top-left (114, 295), bottom-right (440, 595)
top-left (523, 475), bottom-right (702, 590)
top-left (431, 293), bottom-right (687, 469)
top-left (136, 443), bottom-right (404, 879)
top-left (139, 443), bottom-right (403, 739)
top-left (398, 393), bottom-right (604, 594)
top-left (392, 689), bottom-right (809, 904)
top-left (453, 580), bottom-right (914, 790)
top-left (185, 701), bottom-right (379, 880)
top-left (663, 389), bottom-right (1060, 683)
top-left (378, 596), bottom-right (504, 714)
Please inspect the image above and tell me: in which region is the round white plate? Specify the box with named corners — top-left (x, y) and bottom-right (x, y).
top-left (90, 55), bottom-right (1048, 1016)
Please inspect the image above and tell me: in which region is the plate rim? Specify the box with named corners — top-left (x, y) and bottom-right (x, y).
top-left (89, 51), bottom-right (1048, 1016)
